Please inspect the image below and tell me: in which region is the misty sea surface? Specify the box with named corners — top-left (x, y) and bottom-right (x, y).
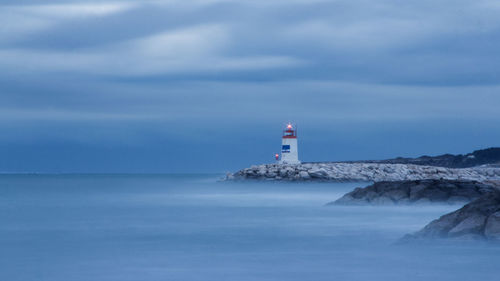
top-left (1, 174), bottom-right (499, 281)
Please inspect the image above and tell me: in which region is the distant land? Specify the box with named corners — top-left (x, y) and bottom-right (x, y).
top-left (358, 147), bottom-right (500, 168)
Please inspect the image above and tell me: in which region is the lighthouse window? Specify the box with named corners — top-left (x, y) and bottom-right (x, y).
top-left (282, 145), bottom-right (290, 152)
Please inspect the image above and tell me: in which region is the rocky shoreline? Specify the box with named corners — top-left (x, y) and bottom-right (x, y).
top-left (403, 190), bottom-right (500, 240)
top-left (228, 163), bottom-right (500, 182)
top-left (330, 180), bottom-right (495, 205)
top-left (227, 150), bottom-right (500, 241)
top-left (328, 179), bottom-right (500, 241)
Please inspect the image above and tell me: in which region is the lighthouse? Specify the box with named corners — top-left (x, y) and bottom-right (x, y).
top-left (280, 123), bottom-right (300, 164)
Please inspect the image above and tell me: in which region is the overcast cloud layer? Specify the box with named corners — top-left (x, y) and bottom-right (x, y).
top-left (1, 0), bottom-right (500, 172)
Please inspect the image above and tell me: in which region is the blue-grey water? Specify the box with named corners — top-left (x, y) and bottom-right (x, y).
top-left (1, 174), bottom-right (498, 281)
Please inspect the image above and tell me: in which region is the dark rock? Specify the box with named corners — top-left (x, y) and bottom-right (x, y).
top-left (403, 190), bottom-right (500, 240)
top-left (447, 196), bottom-right (470, 204)
top-left (329, 180), bottom-right (494, 205)
top-left (485, 211), bottom-right (500, 239)
top-left (371, 196), bottom-right (394, 205)
top-left (308, 168), bottom-right (328, 178)
top-left (365, 147), bottom-right (500, 168)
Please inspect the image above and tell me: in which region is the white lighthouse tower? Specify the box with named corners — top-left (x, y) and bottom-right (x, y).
top-left (280, 123), bottom-right (300, 164)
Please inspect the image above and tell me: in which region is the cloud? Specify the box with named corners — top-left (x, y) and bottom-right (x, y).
top-left (1, 1), bottom-right (500, 142)
top-left (1, 0), bottom-right (500, 172)
top-left (282, 0), bottom-right (500, 53)
top-left (0, 2), bottom-right (136, 43)
top-left (285, 19), bottom-right (435, 51)
top-left (15, 2), bottom-right (136, 18)
top-left (0, 108), bottom-right (160, 122)
top-left (2, 0), bottom-right (500, 84)
top-left (2, 80), bottom-right (500, 127)
top-left (0, 24), bottom-right (304, 76)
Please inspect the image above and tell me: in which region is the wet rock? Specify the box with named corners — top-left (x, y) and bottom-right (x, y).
top-left (447, 196), bottom-right (470, 204)
top-left (485, 211), bottom-right (500, 239)
top-left (448, 214), bottom-right (486, 236)
top-left (329, 180), bottom-right (494, 205)
top-left (414, 198), bottom-right (431, 205)
top-left (403, 190), bottom-right (500, 240)
top-left (387, 189), bottom-right (408, 201)
top-left (371, 196), bottom-right (394, 205)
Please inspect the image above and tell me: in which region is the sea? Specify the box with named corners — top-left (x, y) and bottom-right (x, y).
top-left (1, 174), bottom-right (499, 281)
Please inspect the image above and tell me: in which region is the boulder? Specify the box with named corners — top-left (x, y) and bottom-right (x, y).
top-left (403, 190), bottom-right (500, 240)
top-left (257, 169), bottom-right (267, 176)
top-left (485, 211), bottom-right (500, 239)
top-left (225, 172), bottom-right (235, 180)
top-left (308, 168), bottom-right (328, 179)
top-left (266, 172), bottom-right (277, 178)
top-left (299, 171), bottom-right (310, 179)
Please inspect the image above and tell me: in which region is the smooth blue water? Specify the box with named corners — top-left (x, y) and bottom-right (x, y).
top-left (1, 174), bottom-right (499, 281)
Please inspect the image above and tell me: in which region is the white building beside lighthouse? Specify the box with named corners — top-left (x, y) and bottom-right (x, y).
top-left (280, 123), bottom-right (300, 164)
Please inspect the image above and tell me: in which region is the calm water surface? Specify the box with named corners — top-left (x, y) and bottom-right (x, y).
top-left (0, 174), bottom-right (498, 281)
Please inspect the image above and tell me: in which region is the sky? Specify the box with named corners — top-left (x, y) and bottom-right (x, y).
top-left (1, 0), bottom-right (500, 173)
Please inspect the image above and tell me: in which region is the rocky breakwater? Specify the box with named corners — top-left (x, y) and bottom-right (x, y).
top-left (228, 163), bottom-right (500, 182)
top-left (403, 189), bottom-right (500, 240)
top-left (330, 180), bottom-right (495, 205)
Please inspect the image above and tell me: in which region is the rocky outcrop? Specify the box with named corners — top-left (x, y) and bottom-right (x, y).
top-left (403, 190), bottom-right (500, 240)
top-left (362, 147), bottom-right (500, 168)
top-left (229, 163), bottom-right (500, 182)
top-left (330, 180), bottom-right (495, 205)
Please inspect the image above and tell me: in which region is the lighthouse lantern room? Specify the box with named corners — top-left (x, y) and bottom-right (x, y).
top-left (280, 123), bottom-right (300, 164)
